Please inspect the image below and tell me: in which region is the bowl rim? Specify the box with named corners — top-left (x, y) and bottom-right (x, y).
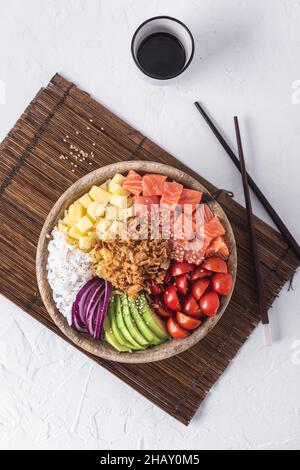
top-left (36, 161), bottom-right (237, 364)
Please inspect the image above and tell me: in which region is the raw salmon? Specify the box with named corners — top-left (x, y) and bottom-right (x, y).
top-left (175, 216), bottom-right (226, 265)
top-left (184, 237), bottom-right (210, 265)
top-left (192, 204), bottom-right (214, 232)
top-left (206, 236), bottom-right (229, 259)
top-left (172, 211), bottom-right (196, 241)
top-left (134, 195), bottom-right (160, 216)
top-left (204, 204), bottom-right (214, 223)
top-left (178, 188), bottom-right (202, 211)
top-left (170, 239), bottom-right (186, 262)
top-left (143, 174), bottom-right (167, 196)
top-left (203, 216), bottom-right (225, 243)
top-left (160, 181), bottom-right (183, 207)
top-left (123, 170), bottom-right (143, 196)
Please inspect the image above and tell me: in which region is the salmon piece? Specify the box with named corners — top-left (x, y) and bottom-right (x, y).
top-left (192, 204), bottom-right (214, 231)
top-left (206, 236), bottom-right (229, 259)
top-left (160, 181), bottom-right (183, 207)
top-left (203, 216), bottom-right (226, 244)
top-left (204, 204), bottom-right (214, 223)
top-left (170, 237), bottom-right (208, 265)
top-left (178, 188), bottom-right (203, 211)
top-left (172, 211), bottom-right (195, 241)
top-left (170, 239), bottom-right (186, 262)
top-left (192, 205), bottom-right (205, 231)
top-left (134, 195), bottom-right (160, 216)
top-left (184, 237), bottom-right (210, 265)
top-left (123, 170), bottom-right (143, 196)
top-left (143, 174), bottom-right (167, 196)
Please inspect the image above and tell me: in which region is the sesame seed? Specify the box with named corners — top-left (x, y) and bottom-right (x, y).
top-left (100, 127), bottom-right (104, 132)
top-left (89, 119), bottom-right (93, 123)
top-left (86, 126), bottom-right (90, 130)
top-left (76, 131), bottom-right (79, 135)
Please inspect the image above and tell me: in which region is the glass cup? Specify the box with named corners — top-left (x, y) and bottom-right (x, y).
top-left (131, 16), bottom-right (195, 82)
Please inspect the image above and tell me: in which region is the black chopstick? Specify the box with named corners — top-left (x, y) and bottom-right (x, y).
top-left (194, 101), bottom-right (300, 260)
top-left (234, 116), bottom-right (272, 346)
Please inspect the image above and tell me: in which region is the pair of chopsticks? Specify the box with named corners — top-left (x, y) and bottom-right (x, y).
top-left (195, 102), bottom-right (300, 346)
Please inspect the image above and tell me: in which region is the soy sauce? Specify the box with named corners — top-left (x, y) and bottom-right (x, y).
top-left (137, 32), bottom-right (186, 79)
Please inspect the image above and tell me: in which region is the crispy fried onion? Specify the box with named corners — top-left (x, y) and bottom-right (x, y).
top-left (91, 237), bottom-right (170, 298)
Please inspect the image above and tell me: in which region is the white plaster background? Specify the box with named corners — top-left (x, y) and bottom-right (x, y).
top-left (0, 0), bottom-right (300, 450)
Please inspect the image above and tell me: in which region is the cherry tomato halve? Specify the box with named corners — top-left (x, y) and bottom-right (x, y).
top-left (211, 273), bottom-right (233, 296)
top-left (153, 297), bottom-right (174, 318)
top-left (183, 294), bottom-right (201, 317)
top-left (202, 257), bottom-right (228, 274)
top-left (190, 267), bottom-right (213, 281)
top-left (163, 285), bottom-right (181, 312)
top-left (200, 291), bottom-right (220, 317)
top-left (169, 261), bottom-right (195, 277)
top-left (167, 317), bottom-right (190, 339)
top-left (177, 312), bottom-right (202, 331)
top-left (175, 274), bottom-right (189, 295)
top-left (191, 278), bottom-right (210, 301)
top-left (150, 281), bottom-right (163, 296)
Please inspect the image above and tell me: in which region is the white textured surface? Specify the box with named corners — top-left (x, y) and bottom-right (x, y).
top-left (0, 0), bottom-right (300, 450)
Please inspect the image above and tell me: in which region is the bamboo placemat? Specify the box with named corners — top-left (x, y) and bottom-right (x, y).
top-left (0, 74), bottom-right (298, 425)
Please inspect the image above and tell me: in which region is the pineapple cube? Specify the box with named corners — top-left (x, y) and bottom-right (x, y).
top-left (105, 205), bottom-right (119, 221)
top-left (69, 226), bottom-right (82, 240)
top-left (108, 180), bottom-right (130, 196)
top-left (76, 216), bottom-right (93, 234)
top-left (79, 193), bottom-right (93, 209)
top-left (111, 173), bottom-right (125, 186)
top-left (89, 186), bottom-right (111, 206)
top-left (109, 220), bottom-right (127, 239)
top-left (67, 203), bottom-right (85, 227)
top-left (120, 206), bottom-right (135, 220)
top-left (96, 218), bottom-right (111, 240)
top-left (58, 221), bottom-right (67, 232)
top-left (110, 195), bottom-right (132, 209)
top-left (79, 234), bottom-right (98, 252)
top-left (106, 206), bottom-right (135, 221)
top-left (87, 202), bottom-right (106, 221)
top-left (109, 220), bottom-right (120, 235)
top-left (100, 180), bottom-right (110, 191)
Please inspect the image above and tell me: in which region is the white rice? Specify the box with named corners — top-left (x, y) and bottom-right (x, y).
top-left (47, 228), bottom-right (95, 325)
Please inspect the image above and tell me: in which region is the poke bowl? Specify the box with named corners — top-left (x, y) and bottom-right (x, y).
top-left (36, 161), bottom-right (237, 363)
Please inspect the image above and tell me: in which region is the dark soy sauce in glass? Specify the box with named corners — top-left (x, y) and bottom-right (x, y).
top-left (137, 32), bottom-right (186, 79)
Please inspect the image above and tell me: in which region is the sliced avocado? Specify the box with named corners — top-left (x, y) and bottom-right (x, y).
top-left (137, 294), bottom-right (169, 342)
top-left (103, 314), bottom-right (132, 353)
top-left (121, 294), bottom-right (149, 348)
top-left (128, 296), bottom-right (162, 346)
top-left (109, 298), bottom-right (133, 351)
top-left (115, 295), bottom-right (144, 350)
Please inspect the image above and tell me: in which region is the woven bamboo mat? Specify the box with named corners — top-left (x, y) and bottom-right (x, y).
top-left (0, 74), bottom-right (299, 425)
